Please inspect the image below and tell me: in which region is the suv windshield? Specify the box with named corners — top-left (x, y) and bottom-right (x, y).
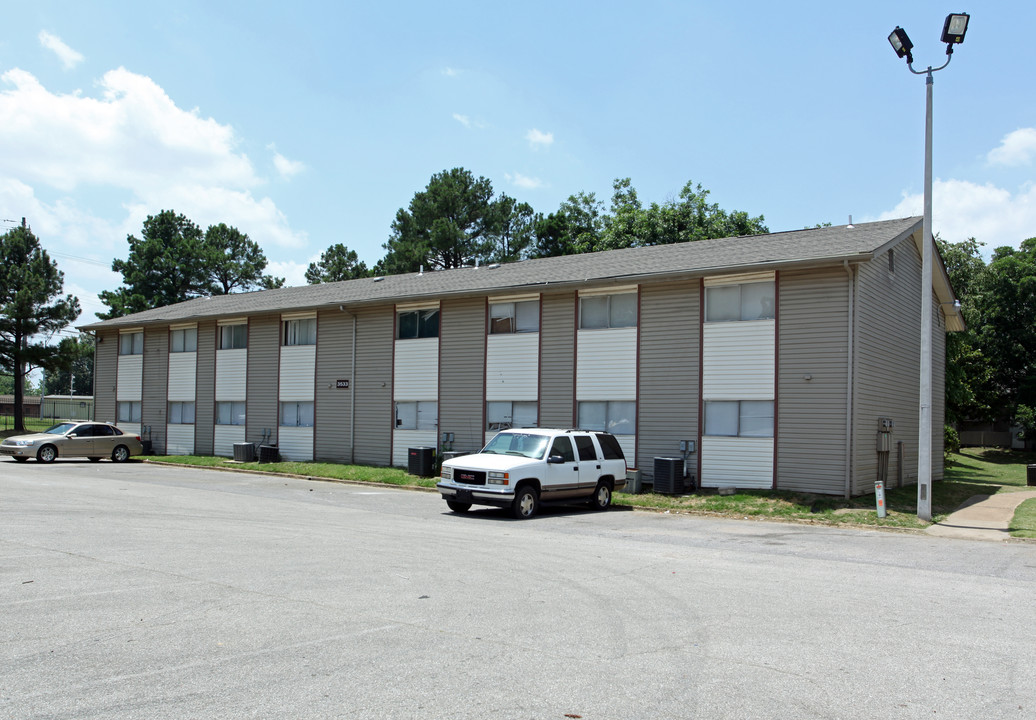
top-left (481, 432), bottom-right (550, 459)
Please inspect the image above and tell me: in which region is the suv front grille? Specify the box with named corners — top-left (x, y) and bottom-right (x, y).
top-left (454, 469), bottom-right (487, 485)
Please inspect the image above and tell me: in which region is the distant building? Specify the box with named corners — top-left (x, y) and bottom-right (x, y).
top-left (81, 218), bottom-right (962, 497)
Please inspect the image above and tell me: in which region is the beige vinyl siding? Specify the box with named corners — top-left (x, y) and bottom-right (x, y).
top-left (637, 280), bottom-right (700, 478)
top-left (486, 333), bottom-right (538, 401)
top-left (851, 233), bottom-right (923, 495)
top-left (354, 306), bottom-right (393, 466)
top-left (215, 350), bottom-right (247, 399)
top-left (540, 292), bottom-right (576, 427)
top-left (195, 321), bottom-right (215, 455)
top-left (776, 268), bottom-right (850, 494)
top-left (142, 327), bottom-right (169, 454)
top-left (167, 353), bottom-right (197, 400)
top-left (577, 326), bottom-right (637, 398)
top-left (439, 297), bottom-right (486, 454)
top-left (246, 315), bottom-right (280, 447)
top-left (94, 330), bottom-right (117, 423)
top-left (392, 338), bottom-right (438, 399)
top-left (116, 355), bottom-right (142, 401)
top-left (166, 425), bottom-right (195, 455)
top-left (702, 321), bottom-right (775, 399)
top-left (315, 308), bottom-right (352, 462)
top-left (279, 345), bottom-right (316, 400)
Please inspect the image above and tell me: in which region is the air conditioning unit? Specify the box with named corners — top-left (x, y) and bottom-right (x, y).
top-left (233, 442), bottom-right (256, 462)
top-left (653, 457), bottom-right (684, 494)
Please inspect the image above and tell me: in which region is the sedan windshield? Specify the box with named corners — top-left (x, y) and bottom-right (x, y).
top-left (481, 433), bottom-right (549, 459)
top-left (44, 423), bottom-right (77, 435)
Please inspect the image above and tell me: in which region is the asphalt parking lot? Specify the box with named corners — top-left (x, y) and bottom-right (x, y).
top-left (2, 460), bottom-right (1035, 719)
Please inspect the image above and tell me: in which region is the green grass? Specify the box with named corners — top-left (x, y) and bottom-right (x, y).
top-left (136, 447), bottom-right (1036, 533)
top-left (149, 454), bottom-right (439, 488)
top-left (0, 416), bottom-right (57, 435)
top-left (1010, 498), bottom-right (1036, 539)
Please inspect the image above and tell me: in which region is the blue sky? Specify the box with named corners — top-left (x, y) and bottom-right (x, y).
top-left (2, 1), bottom-right (1035, 325)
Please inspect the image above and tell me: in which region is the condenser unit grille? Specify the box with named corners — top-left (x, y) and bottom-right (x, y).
top-left (653, 457), bottom-right (684, 494)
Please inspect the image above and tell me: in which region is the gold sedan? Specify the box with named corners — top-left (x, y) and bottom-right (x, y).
top-left (1, 421), bottom-right (144, 463)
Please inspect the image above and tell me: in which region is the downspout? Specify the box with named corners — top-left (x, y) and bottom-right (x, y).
top-left (843, 260), bottom-right (855, 499)
top-left (349, 310), bottom-right (357, 465)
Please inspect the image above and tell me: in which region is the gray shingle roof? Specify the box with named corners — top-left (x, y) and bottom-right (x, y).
top-left (81, 217), bottom-right (924, 330)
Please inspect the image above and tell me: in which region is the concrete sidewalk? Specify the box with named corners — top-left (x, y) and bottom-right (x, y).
top-left (925, 489), bottom-right (1036, 541)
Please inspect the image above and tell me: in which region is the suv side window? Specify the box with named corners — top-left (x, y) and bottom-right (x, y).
top-left (549, 437), bottom-right (575, 463)
top-left (595, 433), bottom-right (626, 460)
top-left (574, 435), bottom-right (597, 461)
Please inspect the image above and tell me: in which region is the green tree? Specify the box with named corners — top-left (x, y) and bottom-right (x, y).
top-left (306, 244), bottom-right (369, 284)
top-left (936, 236), bottom-right (991, 422)
top-left (381, 168), bottom-right (533, 273)
top-left (99, 212), bottom-right (283, 319)
top-left (203, 223), bottom-right (284, 294)
top-left (0, 223), bottom-right (80, 430)
top-left (978, 238), bottom-right (1036, 418)
top-left (530, 191), bottom-right (606, 258)
top-left (42, 334), bottom-right (95, 397)
top-left (98, 211), bottom-right (208, 318)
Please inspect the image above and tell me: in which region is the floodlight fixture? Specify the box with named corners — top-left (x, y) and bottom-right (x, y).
top-left (941, 13), bottom-right (970, 49)
top-left (888, 26), bottom-right (914, 63)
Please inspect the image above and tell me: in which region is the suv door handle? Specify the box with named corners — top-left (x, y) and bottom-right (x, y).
top-left (573, 466), bottom-right (579, 471)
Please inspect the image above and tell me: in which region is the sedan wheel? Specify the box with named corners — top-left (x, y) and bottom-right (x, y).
top-left (37, 445), bottom-right (57, 463)
top-left (111, 445), bottom-right (130, 463)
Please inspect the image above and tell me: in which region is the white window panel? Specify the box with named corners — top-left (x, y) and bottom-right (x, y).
top-left (486, 333), bottom-right (538, 401)
top-left (279, 345), bottom-right (316, 400)
top-left (215, 350), bottom-right (247, 400)
top-left (167, 353), bottom-right (197, 401)
top-left (702, 321), bottom-right (775, 399)
top-left (577, 327), bottom-right (637, 399)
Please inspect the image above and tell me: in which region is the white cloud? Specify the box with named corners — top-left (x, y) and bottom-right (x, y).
top-left (0, 67), bottom-right (304, 251)
top-left (0, 67), bottom-right (256, 192)
top-left (452, 113), bottom-right (471, 128)
top-left (38, 31), bottom-right (84, 70)
top-left (268, 144), bottom-right (304, 179)
top-left (266, 258), bottom-right (311, 288)
top-left (505, 172), bottom-right (543, 190)
top-left (442, 67), bottom-right (459, 77)
top-left (525, 128), bottom-right (553, 149)
top-left (987, 128), bottom-right (1036, 167)
top-left (877, 178), bottom-right (1036, 248)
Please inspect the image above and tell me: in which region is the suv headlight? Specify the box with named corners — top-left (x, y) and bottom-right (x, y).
top-left (488, 471), bottom-right (509, 485)
top-left (440, 466), bottom-right (452, 480)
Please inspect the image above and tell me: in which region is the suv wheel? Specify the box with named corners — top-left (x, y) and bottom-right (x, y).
top-left (589, 481), bottom-right (612, 511)
top-left (511, 486), bottom-right (539, 520)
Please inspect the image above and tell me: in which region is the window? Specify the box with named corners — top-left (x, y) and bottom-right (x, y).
top-left (168, 401), bottom-right (196, 425)
top-left (704, 400), bottom-right (774, 437)
top-left (119, 332), bottom-right (143, 355)
top-left (170, 327), bottom-right (197, 353)
top-left (283, 318), bottom-right (317, 346)
top-left (579, 293), bottom-right (637, 329)
top-left (216, 401), bottom-right (246, 426)
top-left (490, 300), bottom-right (539, 334)
top-left (280, 401), bottom-right (315, 427)
top-left (595, 432), bottom-right (626, 460)
top-left (705, 281), bottom-right (775, 322)
top-left (573, 435), bottom-right (597, 462)
top-left (397, 309), bottom-right (439, 339)
top-left (117, 401), bottom-right (141, 423)
top-left (219, 324), bottom-right (247, 350)
top-left (548, 436), bottom-right (575, 463)
top-left (394, 401), bottom-right (437, 430)
top-left (578, 401), bottom-right (636, 435)
top-left (888, 249), bottom-right (896, 273)
top-left (487, 401), bottom-right (538, 431)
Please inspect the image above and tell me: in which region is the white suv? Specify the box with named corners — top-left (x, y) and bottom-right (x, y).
top-left (437, 428), bottom-right (627, 519)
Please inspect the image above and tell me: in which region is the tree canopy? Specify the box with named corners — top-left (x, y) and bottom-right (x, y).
top-left (380, 168), bottom-right (535, 274)
top-left (99, 211), bottom-right (283, 318)
top-left (0, 223), bottom-right (80, 430)
top-left (42, 334), bottom-right (95, 397)
top-left (305, 244), bottom-right (369, 284)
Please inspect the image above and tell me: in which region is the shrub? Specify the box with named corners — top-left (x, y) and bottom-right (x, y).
top-left (944, 424), bottom-right (960, 455)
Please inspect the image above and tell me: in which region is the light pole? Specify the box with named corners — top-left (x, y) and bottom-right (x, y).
top-left (888, 13), bottom-right (970, 521)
